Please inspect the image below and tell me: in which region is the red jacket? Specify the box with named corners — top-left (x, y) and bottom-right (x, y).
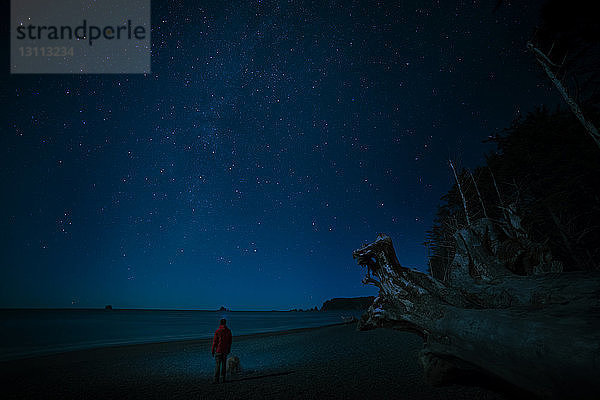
top-left (212, 325), bottom-right (232, 354)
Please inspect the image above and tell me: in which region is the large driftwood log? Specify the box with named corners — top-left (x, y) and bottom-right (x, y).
top-left (353, 224), bottom-right (600, 399)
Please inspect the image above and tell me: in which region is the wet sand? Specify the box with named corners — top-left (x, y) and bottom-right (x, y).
top-left (1, 323), bottom-right (507, 399)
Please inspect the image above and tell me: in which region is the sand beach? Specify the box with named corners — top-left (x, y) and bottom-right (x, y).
top-left (1, 323), bottom-right (508, 400)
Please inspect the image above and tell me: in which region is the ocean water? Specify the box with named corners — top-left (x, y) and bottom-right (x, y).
top-left (0, 309), bottom-right (361, 361)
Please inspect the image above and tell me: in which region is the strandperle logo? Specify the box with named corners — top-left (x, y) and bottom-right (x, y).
top-left (15, 19), bottom-right (147, 46)
top-left (11, 0), bottom-right (151, 74)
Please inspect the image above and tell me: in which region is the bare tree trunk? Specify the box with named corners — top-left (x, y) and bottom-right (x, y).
top-left (468, 170), bottom-right (487, 218)
top-left (488, 167), bottom-right (503, 207)
top-left (449, 160), bottom-right (470, 225)
top-left (353, 230), bottom-right (598, 399)
top-left (527, 42), bottom-right (600, 150)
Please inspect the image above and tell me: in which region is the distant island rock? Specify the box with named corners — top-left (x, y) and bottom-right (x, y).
top-left (104, 305), bottom-right (113, 310)
top-left (320, 296), bottom-right (375, 311)
top-left (288, 307), bottom-right (319, 312)
top-left (218, 306), bottom-right (229, 312)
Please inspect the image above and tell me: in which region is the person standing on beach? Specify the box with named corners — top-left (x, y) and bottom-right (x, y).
top-left (211, 318), bottom-right (232, 383)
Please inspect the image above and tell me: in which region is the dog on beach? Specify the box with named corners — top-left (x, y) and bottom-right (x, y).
top-left (227, 355), bottom-right (241, 374)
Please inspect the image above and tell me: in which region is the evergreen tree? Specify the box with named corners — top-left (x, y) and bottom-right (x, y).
top-left (426, 108), bottom-right (600, 278)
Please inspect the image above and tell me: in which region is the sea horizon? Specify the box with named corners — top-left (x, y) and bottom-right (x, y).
top-left (0, 308), bottom-right (362, 361)
top-left (0, 307), bottom-right (325, 312)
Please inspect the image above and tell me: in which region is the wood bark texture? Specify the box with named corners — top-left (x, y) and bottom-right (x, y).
top-left (353, 218), bottom-right (600, 399)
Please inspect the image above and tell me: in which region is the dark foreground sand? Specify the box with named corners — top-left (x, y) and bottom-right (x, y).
top-left (1, 323), bottom-right (508, 400)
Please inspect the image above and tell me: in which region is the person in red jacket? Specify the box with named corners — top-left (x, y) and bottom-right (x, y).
top-left (211, 318), bottom-right (232, 383)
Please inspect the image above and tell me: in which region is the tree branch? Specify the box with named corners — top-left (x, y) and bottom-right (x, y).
top-left (527, 42), bottom-right (600, 150)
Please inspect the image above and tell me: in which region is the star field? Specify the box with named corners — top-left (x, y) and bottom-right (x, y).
top-left (1, 0), bottom-right (555, 310)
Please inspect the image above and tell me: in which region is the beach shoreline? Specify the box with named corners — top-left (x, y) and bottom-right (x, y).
top-left (1, 323), bottom-right (507, 400)
top-left (0, 321), bottom-right (352, 363)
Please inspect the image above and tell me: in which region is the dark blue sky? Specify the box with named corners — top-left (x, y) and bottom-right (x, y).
top-left (1, 0), bottom-right (555, 310)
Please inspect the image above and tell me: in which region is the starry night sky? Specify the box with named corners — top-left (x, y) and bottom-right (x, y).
top-left (2, 0), bottom-right (556, 310)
